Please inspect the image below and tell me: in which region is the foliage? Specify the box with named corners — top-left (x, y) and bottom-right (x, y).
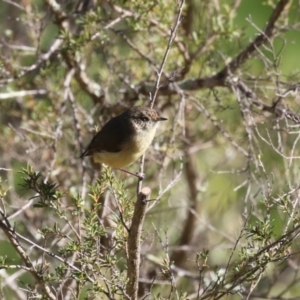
top-left (1, 0), bottom-right (300, 299)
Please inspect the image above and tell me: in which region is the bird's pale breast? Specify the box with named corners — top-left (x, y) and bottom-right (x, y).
top-left (93, 123), bottom-right (157, 168)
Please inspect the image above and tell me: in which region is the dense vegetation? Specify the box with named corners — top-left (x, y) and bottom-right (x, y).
top-left (1, 0), bottom-right (300, 299)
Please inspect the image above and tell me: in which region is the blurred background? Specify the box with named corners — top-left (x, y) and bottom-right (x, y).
top-left (0, 0), bottom-right (300, 299)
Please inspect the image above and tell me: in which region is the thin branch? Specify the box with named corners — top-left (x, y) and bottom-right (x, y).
top-left (44, 0), bottom-right (102, 100)
top-left (137, 0), bottom-right (185, 193)
top-left (150, 0), bottom-right (185, 106)
top-left (0, 90), bottom-right (47, 100)
top-left (0, 211), bottom-right (95, 283)
top-left (124, 0), bottom-right (291, 102)
top-left (170, 133), bottom-right (198, 267)
top-left (191, 97), bottom-right (249, 157)
top-left (0, 39), bottom-right (63, 85)
top-left (0, 210), bottom-right (57, 300)
top-left (233, 79), bottom-right (300, 123)
top-left (218, 0), bottom-right (290, 77)
top-left (126, 187), bottom-right (150, 300)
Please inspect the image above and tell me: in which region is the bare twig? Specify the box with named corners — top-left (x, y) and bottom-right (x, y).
top-left (126, 187), bottom-right (151, 299)
top-left (218, 0), bottom-right (290, 77)
top-left (191, 97), bottom-right (249, 157)
top-left (0, 90), bottom-right (47, 99)
top-left (137, 0), bottom-right (185, 193)
top-left (125, 0), bottom-right (291, 102)
top-left (0, 210), bottom-right (57, 300)
top-left (170, 131), bottom-right (198, 267)
top-left (150, 0), bottom-right (185, 106)
top-left (44, 0), bottom-right (102, 100)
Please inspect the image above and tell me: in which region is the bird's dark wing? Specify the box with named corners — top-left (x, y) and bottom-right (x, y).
top-left (80, 114), bottom-right (134, 157)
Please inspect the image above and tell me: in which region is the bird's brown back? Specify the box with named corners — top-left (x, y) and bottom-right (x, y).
top-left (80, 106), bottom-right (167, 159)
top-left (80, 111), bottom-right (135, 157)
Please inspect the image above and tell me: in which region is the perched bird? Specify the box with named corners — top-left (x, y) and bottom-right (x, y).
top-left (80, 106), bottom-right (167, 178)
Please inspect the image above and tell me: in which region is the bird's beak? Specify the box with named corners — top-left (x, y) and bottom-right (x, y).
top-left (158, 117), bottom-right (167, 121)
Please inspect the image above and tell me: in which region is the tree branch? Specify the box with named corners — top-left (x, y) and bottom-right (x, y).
top-left (219, 0), bottom-right (290, 77)
top-left (126, 187), bottom-right (150, 299)
top-left (125, 0), bottom-right (291, 99)
top-left (44, 0), bottom-right (102, 100)
top-left (170, 138), bottom-right (198, 267)
top-left (0, 210), bottom-right (56, 300)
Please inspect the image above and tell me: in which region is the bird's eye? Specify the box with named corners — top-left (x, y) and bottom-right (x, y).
top-left (141, 116), bottom-right (149, 122)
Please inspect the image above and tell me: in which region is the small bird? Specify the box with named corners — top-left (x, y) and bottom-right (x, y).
top-left (80, 106), bottom-right (167, 177)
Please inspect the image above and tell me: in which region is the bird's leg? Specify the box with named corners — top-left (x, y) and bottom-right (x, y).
top-left (118, 168), bottom-right (145, 180)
